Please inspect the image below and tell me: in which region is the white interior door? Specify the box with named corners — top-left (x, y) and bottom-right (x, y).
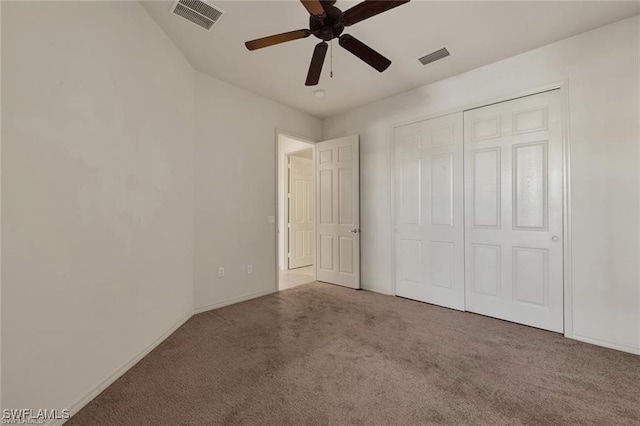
top-left (394, 112), bottom-right (465, 310)
top-left (288, 155), bottom-right (314, 269)
top-left (315, 135), bottom-right (360, 289)
top-left (464, 90), bottom-right (564, 332)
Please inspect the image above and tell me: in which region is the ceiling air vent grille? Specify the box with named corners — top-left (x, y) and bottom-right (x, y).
top-left (170, 0), bottom-right (224, 31)
top-left (418, 47), bottom-right (451, 66)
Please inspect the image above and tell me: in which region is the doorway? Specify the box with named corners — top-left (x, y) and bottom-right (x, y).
top-left (276, 132), bottom-right (362, 291)
top-left (277, 133), bottom-right (315, 290)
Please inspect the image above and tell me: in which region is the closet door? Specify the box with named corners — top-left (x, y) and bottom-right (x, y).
top-left (464, 90), bottom-right (564, 332)
top-left (394, 112), bottom-right (465, 310)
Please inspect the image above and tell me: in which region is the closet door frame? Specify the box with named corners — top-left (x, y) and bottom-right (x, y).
top-left (390, 81), bottom-right (573, 338)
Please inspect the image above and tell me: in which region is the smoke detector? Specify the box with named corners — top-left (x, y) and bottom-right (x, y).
top-left (170, 0), bottom-right (225, 32)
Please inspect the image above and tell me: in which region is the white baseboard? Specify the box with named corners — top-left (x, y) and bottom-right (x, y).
top-left (52, 308), bottom-right (194, 426)
top-left (52, 289), bottom-right (278, 425)
top-left (278, 281), bottom-right (310, 291)
top-left (193, 288), bottom-right (276, 314)
top-left (51, 288), bottom-right (279, 425)
top-left (571, 334), bottom-right (640, 355)
top-left (361, 285), bottom-right (394, 296)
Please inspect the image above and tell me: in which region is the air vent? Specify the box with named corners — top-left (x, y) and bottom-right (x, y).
top-left (418, 47), bottom-right (451, 66)
top-left (170, 0), bottom-right (224, 31)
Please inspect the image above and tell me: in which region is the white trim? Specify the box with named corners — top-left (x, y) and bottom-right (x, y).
top-left (388, 123), bottom-right (398, 296)
top-left (193, 289), bottom-right (276, 315)
top-left (54, 308), bottom-right (194, 425)
top-left (278, 281), bottom-right (312, 291)
top-left (275, 128), bottom-right (316, 145)
top-left (285, 153), bottom-right (291, 270)
top-left (56, 286), bottom-right (280, 425)
top-left (559, 81), bottom-right (574, 338)
top-left (391, 81), bottom-right (568, 130)
top-left (571, 334), bottom-right (640, 355)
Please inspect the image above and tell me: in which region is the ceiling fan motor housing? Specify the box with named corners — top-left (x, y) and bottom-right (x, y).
top-left (310, 5), bottom-right (344, 41)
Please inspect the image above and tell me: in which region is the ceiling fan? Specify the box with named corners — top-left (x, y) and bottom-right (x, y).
top-left (245, 0), bottom-right (410, 86)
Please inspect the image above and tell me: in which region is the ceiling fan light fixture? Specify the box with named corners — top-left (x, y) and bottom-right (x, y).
top-left (314, 89), bottom-right (326, 98)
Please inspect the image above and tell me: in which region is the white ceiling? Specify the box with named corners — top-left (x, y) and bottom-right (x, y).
top-left (141, 1), bottom-right (640, 118)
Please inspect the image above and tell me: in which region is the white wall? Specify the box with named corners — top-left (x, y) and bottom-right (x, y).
top-left (0, 0), bottom-right (3, 410)
top-left (278, 137), bottom-right (315, 270)
top-left (194, 72), bottom-right (321, 312)
top-left (2, 3), bottom-right (637, 420)
top-left (323, 16), bottom-right (640, 353)
top-left (2, 1), bottom-right (195, 413)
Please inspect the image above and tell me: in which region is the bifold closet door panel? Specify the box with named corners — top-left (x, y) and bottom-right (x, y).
top-left (463, 90), bottom-right (564, 333)
top-left (394, 112), bottom-right (465, 311)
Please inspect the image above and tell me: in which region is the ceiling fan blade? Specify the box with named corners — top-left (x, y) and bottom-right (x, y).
top-left (300, 0), bottom-right (326, 17)
top-left (343, 0), bottom-right (410, 26)
top-left (245, 29), bottom-right (311, 51)
top-left (339, 34), bottom-right (391, 72)
top-left (305, 42), bottom-right (328, 86)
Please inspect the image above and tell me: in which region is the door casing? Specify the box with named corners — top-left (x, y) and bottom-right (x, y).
top-left (275, 131), bottom-right (362, 291)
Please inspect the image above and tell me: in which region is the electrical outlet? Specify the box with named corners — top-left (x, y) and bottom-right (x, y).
top-left (218, 267), bottom-right (225, 277)
top-left (247, 264), bottom-right (253, 274)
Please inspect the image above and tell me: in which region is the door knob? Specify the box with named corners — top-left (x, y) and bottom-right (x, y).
top-left (551, 236), bottom-right (560, 242)
top-left (349, 228), bottom-right (360, 234)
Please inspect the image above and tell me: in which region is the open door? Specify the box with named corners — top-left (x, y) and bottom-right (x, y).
top-left (315, 135), bottom-right (360, 289)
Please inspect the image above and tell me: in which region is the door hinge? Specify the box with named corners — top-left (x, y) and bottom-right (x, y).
top-left (287, 193), bottom-right (291, 198)
top-left (287, 253), bottom-right (291, 258)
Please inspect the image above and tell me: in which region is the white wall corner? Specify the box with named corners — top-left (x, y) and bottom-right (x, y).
top-left (0, 0), bottom-right (3, 410)
top-left (193, 289), bottom-right (276, 315)
top-left (51, 309), bottom-right (194, 426)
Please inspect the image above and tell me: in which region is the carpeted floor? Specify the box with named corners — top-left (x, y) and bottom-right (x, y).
top-left (69, 282), bottom-right (640, 425)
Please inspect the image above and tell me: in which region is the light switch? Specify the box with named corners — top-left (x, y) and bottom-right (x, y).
top-left (267, 216), bottom-right (275, 224)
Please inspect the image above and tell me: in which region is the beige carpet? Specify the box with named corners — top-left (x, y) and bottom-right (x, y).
top-left (69, 282), bottom-right (640, 425)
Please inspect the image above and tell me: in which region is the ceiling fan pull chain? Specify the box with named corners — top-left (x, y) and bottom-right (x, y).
top-left (330, 39), bottom-right (334, 78)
